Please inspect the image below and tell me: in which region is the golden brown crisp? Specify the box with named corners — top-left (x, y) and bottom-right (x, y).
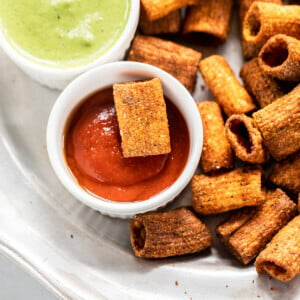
top-left (183, 0), bottom-right (233, 43)
top-left (192, 166), bottom-right (265, 215)
top-left (128, 35), bottom-right (202, 93)
top-left (240, 58), bottom-right (285, 108)
top-left (258, 34), bottom-right (300, 82)
top-left (253, 84), bottom-right (300, 161)
top-left (255, 215), bottom-right (300, 282)
top-left (242, 2), bottom-right (300, 59)
top-left (216, 207), bottom-right (258, 243)
top-left (198, 55), bottom-right (256, 116)
top-left (269, 152), bottom-right (300, 194)
top-left (130, 207), bottom-right (213, 258)
top-left (238, 0), bottom-right (282, 25)
top-left (139, 9), bottom-right (181, 35)
top-left (238, 0), bottom-right (283, 59)
top-left (113, 78), bottom-right (170, 157)
top-left (141, 0), bottom-right (198, 21)
top-left (197, 101), bottom-right (234, 174)
top-left (225, 114), bottom-right (269, 164)
top-left (218, 189), bottom-right (297, 265)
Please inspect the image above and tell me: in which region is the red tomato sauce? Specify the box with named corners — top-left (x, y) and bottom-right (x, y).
top-left (64, 87), bottom-right (190, 202)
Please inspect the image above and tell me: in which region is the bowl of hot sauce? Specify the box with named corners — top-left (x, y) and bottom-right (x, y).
top-left (47, 62), bottom-right (203, 218)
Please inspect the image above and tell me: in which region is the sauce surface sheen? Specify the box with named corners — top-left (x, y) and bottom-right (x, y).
top-left (0, 0), bottom-right (130, 67)
top-left (65, 87), bottom-right (190, 202)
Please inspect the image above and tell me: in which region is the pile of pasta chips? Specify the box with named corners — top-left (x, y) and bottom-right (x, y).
top-left (126, 0), bottom-right (300, 284)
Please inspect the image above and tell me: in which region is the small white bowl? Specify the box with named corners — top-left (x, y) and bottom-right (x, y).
top-left (47, 61), bottom-right (203, 218)
top-left (0, 1), bottom-right (139, 90)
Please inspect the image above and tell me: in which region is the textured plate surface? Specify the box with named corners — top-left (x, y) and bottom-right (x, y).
top-left (0, 9), bottom-right (299, 300)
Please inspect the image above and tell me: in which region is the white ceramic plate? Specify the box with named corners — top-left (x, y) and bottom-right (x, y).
top-left (0, 9), bottom-right (299, 300)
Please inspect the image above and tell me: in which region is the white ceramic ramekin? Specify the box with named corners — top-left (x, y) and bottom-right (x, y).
top-left (0, 2), bottom-right (139, 90)
top-left (47, 61), bottom-right (203, 218)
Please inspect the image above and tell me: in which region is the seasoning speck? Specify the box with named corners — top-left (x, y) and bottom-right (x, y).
top-left (175, 281), bottom-right (179, 286)
top-left (70, 234), bottom-right (74, 239)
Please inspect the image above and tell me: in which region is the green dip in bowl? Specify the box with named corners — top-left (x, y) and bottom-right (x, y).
top-left (0, 0), bottom-right (139, 89)
top-left (0, 0), bottom-right (131, 68)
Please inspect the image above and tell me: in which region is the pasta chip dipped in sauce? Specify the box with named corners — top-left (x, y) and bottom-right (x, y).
top-left (113, 78), bottom-right (171, 158)
top-left (64, 83), bottom-right (189, 202)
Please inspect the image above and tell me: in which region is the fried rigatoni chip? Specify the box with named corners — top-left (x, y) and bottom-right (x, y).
top-left (128, 35), bottom-right (202, 93)
top-left (113, 78), bottom-right (170, 157)
top-left (225, 114), bottom-right (269, 164)
top-left (238, 0), bottom-right (282, 25)
top-left (238, 0), bottom-right (283, 59)
top-left (217, 189), bottom-right (297, 265)
top-left (242, 2), bottom-right (300, 59)
top-left (197, 101), bottom-right (234, 173)
top-left (240, 58), bottom-right (285, 108)
top-left (269, 153), bottom-right (300, 194)
top-left (139, 9), bottom-right (181, 35)
top-left (199, 55), bottom-right (256, 116)
top-left (255, 215), bottom-right (300, 282)
top-left (216, 207), bottom-right (258, 243)
top-left (141, 0), bottom-right (198, 21)
top-left (253, 84), bottom-right (300, 161)
top-left (192, 166), bottom-right (265, 215)
top-left (258, 34), bottom-right (300, 82)
top-left (183, 0), bottom-right (233, 43)
top-left (130, 207), bottom-right (213, 258)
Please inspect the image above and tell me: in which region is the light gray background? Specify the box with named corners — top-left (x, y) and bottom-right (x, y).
top-left (0, 253), bottom-right (56, 300)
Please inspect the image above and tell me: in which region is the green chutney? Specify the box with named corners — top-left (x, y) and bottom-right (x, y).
top-left (0, 0), bottom-right (130, 67)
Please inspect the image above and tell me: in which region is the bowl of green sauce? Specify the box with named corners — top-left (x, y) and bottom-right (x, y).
top-left (0, 0), bottom-right (139, 89)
